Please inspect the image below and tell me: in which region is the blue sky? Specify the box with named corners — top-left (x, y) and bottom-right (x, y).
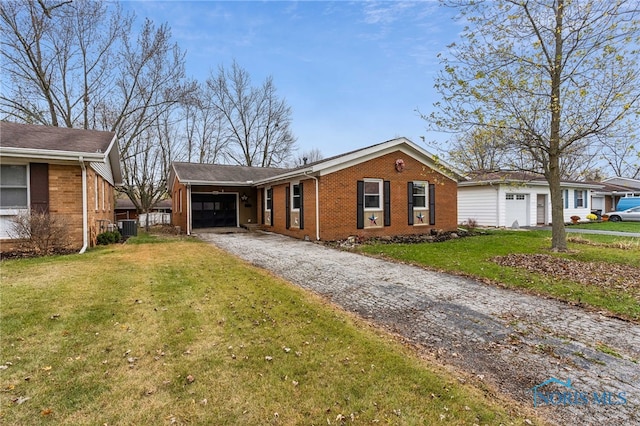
top-left (120, 1), bottom-right (461, 158)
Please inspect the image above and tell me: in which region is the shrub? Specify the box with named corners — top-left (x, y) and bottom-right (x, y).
top-left (97, 230), bottom-right (121, 245)
top-left (9, 211), bottom-right (71, 255)
top-left (465, 218), bottom-right (478, 231)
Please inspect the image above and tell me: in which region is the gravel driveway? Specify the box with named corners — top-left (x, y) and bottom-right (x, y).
top-left (198, 231), bottom-right (640, 425)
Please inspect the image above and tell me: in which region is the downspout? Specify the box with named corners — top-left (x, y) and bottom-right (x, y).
top-left (79, 157), bottom-right (88, 254)
top-left (304, 172), bottom-right (320, 241)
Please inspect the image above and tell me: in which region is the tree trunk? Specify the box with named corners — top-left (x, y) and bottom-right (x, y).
top-left (547, 0), bottom-right (568, 252)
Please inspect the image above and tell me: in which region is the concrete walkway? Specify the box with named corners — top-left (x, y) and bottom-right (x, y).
top-left (199, 232), bottom-right (640, 425)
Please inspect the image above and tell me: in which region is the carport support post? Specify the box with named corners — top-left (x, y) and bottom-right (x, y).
top-left (187, 184), bottom-right (192, 236)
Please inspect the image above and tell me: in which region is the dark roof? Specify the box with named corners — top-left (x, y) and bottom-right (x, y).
top-left (602, 177), bottom-right (640, 191)
top-left (115, 196), bottom-right (171, 210)
top-left (589, 180), bottom-right (640, 194)
top-left (171, 162), bottom-right (289, 184)
top-left (0, 121), bottom-right (115, 153)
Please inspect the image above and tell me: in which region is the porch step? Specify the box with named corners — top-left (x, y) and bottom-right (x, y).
top-left (241, 223), bottom-right (261, 232)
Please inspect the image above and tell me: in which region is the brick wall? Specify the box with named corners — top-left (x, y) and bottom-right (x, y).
top-left (48, 164), bottom-right (116, 248)
top-left (171, 179), bottom-right (188, 233)
top-left (261, 151), bottom-right (458, 241)
top-left (48, 164), bottom-right (84, 247)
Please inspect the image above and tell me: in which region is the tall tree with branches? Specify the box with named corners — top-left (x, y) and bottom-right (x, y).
top-left (426, 0), bottom-right (640, 251)
top-left (206, 60), bottom-right (297, 167)
top-left (1, 1), bottom-right (192, 218)
top-left (0, 0), bottom-right (128, 128)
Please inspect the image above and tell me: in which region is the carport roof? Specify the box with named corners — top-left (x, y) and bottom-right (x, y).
top-left (170, 162), bottom-right (288, 186)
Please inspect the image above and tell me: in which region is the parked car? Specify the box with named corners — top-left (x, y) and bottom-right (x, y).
top-left (604, 206), bottom-right (640, 222)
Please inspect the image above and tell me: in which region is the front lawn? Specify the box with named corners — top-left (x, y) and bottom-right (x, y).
top-left (358, 230), bottom-right (640, 321)
top-left (0, 237), bottom-right (539, 425)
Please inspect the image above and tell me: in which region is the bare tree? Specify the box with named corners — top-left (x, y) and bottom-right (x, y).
top-left (425, 0), bottom-right (640, 251)
top-left (1, 1), bottom-right (192, 220)
top-left (0, 0), bottom-right (128, 128)
top-left (599, 132), bottom-right (640, 179)
top-left (182, 82), bottom-right (227, 163)
top-left (118, 108), bottom-right (178, 231)
top-left (206, 60), bottom-right (297, 167)
top-left (104, 19), bottom-right (193, 223)
top-left (290, 148), bottom-right (324, 167)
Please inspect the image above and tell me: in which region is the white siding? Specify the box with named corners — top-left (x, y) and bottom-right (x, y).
top-left (458, 186), bottom-right (500, 226)
top-left (90, 161), bottom-right (114, 186)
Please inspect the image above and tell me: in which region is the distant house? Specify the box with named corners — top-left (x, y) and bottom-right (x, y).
top-left (0, 122), bottom-right (122, 252)
top-left (115, 194), bottom-right (172, 221)
top-left (457, 170), bottom-right (603, 227)
top-left (168, 137), bottom-right (464, 241)
top-left (590, 177), bottom-right (640, 213)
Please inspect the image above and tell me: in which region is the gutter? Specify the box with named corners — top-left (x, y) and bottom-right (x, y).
top-left (79, 157), bottom-right (89, 254)
top-left (304, 171), bottom-right (320, 241)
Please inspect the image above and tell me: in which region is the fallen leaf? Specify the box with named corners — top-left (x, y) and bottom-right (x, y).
top-left (41, 408), bottom-right (53, 416)
top-left (186, 375), bottom-right (195, 383)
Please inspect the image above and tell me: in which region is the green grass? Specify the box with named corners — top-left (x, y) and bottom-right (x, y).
top-left (0, 240), bottom-right (540, 425)
top-left (359, 230), bottom-right (640, 321)
top-left (570, 221), bottom-right (640, 233)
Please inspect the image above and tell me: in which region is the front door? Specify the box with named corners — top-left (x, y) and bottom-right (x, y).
top-left (536, 194), bottom-right (546, 225)
top-left (191, 193), bottom-right (237, 228)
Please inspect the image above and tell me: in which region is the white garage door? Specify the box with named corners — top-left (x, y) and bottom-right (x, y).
top-left (505, 193), bottom-right (528, 227)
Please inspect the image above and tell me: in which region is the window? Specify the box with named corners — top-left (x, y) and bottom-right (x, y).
top-left (265, 187), bottom-right (273, 211)
top-left (506, 194), bottom-right (525, 201)
top-left (575, 190), bottom-right (586, 208)
top-left (412, 181), bottom-right (428, 208)
top-left (292, 183), bottom-right (300, 210)
top-left (364, 179), bottom-right (382, 209)
top-left (0, 165), bottom-right (28, 209)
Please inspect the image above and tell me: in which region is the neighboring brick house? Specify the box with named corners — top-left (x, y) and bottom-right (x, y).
top-left (168, 138), bottom-right (463, 240)
top-left (0, 122), bottom-right (122, 252)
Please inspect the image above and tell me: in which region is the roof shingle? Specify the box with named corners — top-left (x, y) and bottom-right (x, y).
top-left (0, 121), bottom-right (115, 154)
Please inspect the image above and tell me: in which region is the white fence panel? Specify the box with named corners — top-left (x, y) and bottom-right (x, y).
top-left (138, 212), bottom-right (171, 226)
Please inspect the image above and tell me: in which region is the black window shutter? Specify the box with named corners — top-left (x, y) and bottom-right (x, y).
top-left (356, 181), bottom-right (364, 229)
top-left (407, 182), bottom-right (414, 225)
top-left (285, 185), bottom-right (290, 229)
top-left (429, 183), bottom-right (436, 225)
top-left (299, 182), bottom-right (304, 229)
top-left (30, 163), bottom-right (49, 213)
top-left (383, 180), bottom-right (391, 226)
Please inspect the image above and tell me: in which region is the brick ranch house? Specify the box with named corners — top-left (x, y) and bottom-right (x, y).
top-left (0, 122), bottom-right (122, 253)
top-left (169, 137), bottom-right (464, 241)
